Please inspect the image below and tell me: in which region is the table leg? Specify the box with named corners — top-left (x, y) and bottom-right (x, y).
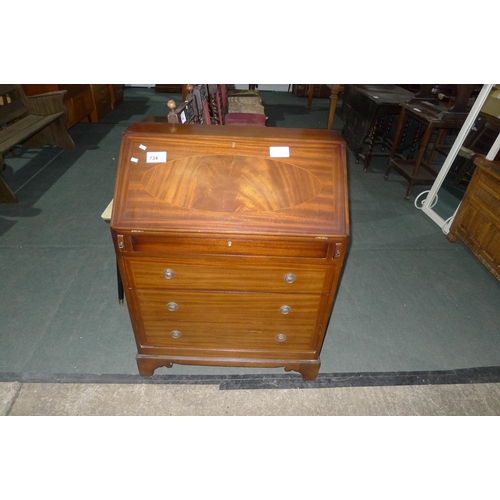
top-left (327, 84), bottom-right (344, 130)
top-left (307, 84), bottom-right (315, 110)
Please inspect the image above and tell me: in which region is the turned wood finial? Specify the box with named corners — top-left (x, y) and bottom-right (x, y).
top-left (167, 100), bottom-right (176, 111)
top-left (186, 84), bottom-right (194, 93)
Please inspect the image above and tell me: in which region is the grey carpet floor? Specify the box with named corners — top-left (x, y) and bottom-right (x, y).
top-left (0, 87), bottom-right (499, 383)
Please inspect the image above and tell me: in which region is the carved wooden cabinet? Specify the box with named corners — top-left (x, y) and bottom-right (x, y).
top-left (448, 156), bottom-right (500, 281)
top-left (110, 124), bottom-right (350, 380)
top-left (89, 84), bottom-right (112, 123)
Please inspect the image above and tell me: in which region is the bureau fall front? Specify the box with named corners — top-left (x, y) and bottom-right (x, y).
top-left (110, 123), bottom-right (350, 380)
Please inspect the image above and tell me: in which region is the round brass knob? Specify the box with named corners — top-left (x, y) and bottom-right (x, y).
top-left (171, 330), bottom-right (182, 338)
top-left (284, 273), bottom-right (296, 284)
top-left (280, 305), bottom-right (291, 315)
top-left (276, 334), bottom-right (287, 342)
top-left (167, 302), bottom-right (178, 311)
top-left (163, 269), bottom-right (175, 280)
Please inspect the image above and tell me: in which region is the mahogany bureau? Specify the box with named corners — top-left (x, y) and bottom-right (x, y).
top-left (110, 123), bottom-right (350, 380)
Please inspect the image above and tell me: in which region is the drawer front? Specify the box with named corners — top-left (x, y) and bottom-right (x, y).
top-left (126, 256), bottom-right (331, 294)
top-left (136, 289), bottom-right (323, 326)
top-left (130, 234), bottom-right (330, 258)
top-left (92, 84), bottom-right (112, 120)
top-left (67, 89), bottom-right (93, 126)
top-left (141, 323), bottom-right (316, 351)
top-left (135, 290), bottom-right (323, 352)
top-left (472, 174), bottom-right (500, 220)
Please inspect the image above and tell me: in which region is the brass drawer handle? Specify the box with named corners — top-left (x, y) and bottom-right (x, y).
top-left (280, 305), bottom-right (291, 315)
top-left (171, 330), bottom-right (182, 338)
top-left (284, 273), bottom-right (296, 284)
top-left (167, 302), bottom-right (178, 311)
top-left (276, 334), bottom-right (287, 342)
top-left (163, 268), bottom-right (175, 280)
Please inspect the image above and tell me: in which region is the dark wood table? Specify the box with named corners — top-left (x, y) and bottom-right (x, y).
top-left (341, 84), bottom-right (415, 169)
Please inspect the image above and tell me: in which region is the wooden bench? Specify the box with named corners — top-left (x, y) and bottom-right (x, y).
top-left (0, 84), bottom-right (75, 203)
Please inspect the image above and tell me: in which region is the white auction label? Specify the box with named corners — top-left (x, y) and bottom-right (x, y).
top-left (146, 151), bottom-right (167, 163)
top-left (270, 146), bottom-right (290, 158)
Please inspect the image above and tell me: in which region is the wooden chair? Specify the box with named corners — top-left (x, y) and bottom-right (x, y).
top-left (208, 84), bottom-right (266, 126)
top-left (384, 84), bottom-right (479, 199)
top-left (190, 84), bottom-right (212, 124)
top-left (166, 98), bottom-right (198, 124)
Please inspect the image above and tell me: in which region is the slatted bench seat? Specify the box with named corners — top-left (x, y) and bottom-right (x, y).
top-left (0, 84), bottom-right (75, 203)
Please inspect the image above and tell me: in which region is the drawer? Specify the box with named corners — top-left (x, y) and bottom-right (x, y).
top-left (139, 294), bottom-right (319, 350)
top-left (92, 84), bottom-right (111, 102)
top-left (472, 174), bottom-right (500, 219)
top-left (66, 89), bottom-right (93, 127)
top-left (91, 84), bottom-right (112, 122)
top-left (130, 234), bottom-right (330, 258)
top-left (140, 316), bottom-right (317, 352)
top-left (125, 256), bottom-right (331, 294)
top-left (136, 290), bottom-right (323, 326)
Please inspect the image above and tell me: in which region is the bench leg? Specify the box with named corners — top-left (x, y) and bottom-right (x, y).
top-left (23, 116), bottom-right (75, 150)
top-left (0, 155), bottom-right (18, 204)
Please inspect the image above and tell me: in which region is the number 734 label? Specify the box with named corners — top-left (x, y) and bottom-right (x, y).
top-left (146, 151), bottom-right (167, 163)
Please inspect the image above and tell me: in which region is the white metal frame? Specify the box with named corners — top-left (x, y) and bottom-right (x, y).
top-left (415, 84), bottom-right (495, 233)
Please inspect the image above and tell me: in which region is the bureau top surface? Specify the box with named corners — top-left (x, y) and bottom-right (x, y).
top-left (111, 123), bottom-right (349, 237)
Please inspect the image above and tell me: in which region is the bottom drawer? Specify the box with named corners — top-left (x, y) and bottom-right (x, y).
top-left (134, 290), bottom-right (322, 351)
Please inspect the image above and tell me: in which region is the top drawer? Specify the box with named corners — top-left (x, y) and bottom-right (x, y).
top-left (125, 256), bottom-right (333, 294)
top-left (130, 234), bottom-right (331, 259)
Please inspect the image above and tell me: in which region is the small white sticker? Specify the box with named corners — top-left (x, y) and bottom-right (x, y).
top-left (131, 157), bottom-right (139, 163)
top-left (180, 111), bottom-right (187, 124)
top-left (146, 151), bottom-right (167, 163)
top-left (139, 144), bottom-right (147, 150)
top-left (270, 146), bottom-right (290, 158)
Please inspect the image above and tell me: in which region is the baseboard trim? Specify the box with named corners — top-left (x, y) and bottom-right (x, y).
top-left (1, 366), bottom-right (500, 390)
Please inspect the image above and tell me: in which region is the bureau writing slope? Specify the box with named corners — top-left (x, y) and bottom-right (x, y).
top-left (110, 123), bottom-right (349, 380)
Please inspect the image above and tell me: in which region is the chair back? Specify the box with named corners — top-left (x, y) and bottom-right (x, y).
top-left (167, 98), bottom-right (197, 124)
top-left (190, 84), bottom-right (212, 124)
top-left (207, 84), bottom-right (224, 124)
top-left (0, 85), bottom-right (29, 126)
